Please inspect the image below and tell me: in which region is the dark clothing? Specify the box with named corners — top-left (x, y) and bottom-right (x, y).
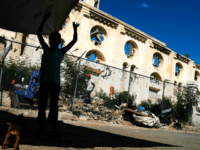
top-left (37, 48), bottom-right (63, 129)
top-left (40, 48), bottom-right (63, 85)
top-left (83, 91), bottom-right (92, 105)
top-left (37, 83), bottom-right (60, 127)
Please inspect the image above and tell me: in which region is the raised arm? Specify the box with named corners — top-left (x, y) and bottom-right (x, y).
top-left (61, 22), bottom-right (80, 56)
top-left (37, 12), bottom-right (51, 50)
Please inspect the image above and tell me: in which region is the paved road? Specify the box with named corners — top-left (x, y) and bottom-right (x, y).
top-left (1, 110), bottom-right (200, 150)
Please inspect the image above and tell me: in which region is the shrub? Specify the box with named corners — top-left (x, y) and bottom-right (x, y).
top-left (156, 96), bottom-right (173, 111)
top-left (95, 89), bottom-right (136, 109)
top-left (119, 91), bottom-right (136, 104)
top-left (60, 55), bottom-right (90, 97)
top-left (174, 87), bottom-right (199, 121)
top-left (138, 99), bottom-right (154, 111)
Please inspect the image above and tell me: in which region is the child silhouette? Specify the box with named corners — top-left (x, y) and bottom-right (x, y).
top-left (37, 11), bottom-right (80, 136)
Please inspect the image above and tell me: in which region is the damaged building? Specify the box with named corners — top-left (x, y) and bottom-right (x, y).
top-left (0, 0), bottom-right (200, 105)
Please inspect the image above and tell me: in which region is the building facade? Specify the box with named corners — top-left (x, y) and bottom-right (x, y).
top-left (0, 0), bottom-right (200, 104)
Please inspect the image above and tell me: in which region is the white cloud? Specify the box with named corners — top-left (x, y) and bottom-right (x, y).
top-left (137, 3), bottom-right (149, 8)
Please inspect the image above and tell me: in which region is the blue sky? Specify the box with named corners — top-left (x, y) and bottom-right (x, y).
top-left (98, 0), bottom-right (200, 64)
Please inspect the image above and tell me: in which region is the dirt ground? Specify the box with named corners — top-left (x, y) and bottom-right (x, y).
top-left (1, 108), bottom-right (200, 150)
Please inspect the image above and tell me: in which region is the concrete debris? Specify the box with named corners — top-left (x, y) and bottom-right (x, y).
top-left (59, 97), bottom-right (124, 124)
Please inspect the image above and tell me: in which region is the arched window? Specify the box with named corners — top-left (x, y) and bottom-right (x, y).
top-left (150, 72), bottom-right (162, 84)
top-left (175, 63), bottom-right (183, 76)
top-left (85, 50), bottom-right (105, 63)
top-left (124, 41), bottom-right (138, 58)
top-left (94, 0), bottom-right (99, 8)
top-left (90, 26), bottom-right (106, 46)
top-left (130, 65), bottom-right (136, 72)
top-left (122, 62), bottom-right (128, 71)
top-left (152, 53), bottom-right (163, 67)
top-left (195, 71), bottom-right (200, 82)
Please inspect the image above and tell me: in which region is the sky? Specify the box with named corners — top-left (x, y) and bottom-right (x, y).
top-left (95, 0), bottom-right (200, 64)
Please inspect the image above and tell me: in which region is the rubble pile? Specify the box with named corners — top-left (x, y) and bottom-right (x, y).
top-left (59, 97), bottom-right (125, 124)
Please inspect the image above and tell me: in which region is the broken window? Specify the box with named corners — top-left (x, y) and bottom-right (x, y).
top-left (94, 0), bottom-right (99, 8)
top-left (86, 54), bottom-right (96, 61)
top-left (195, 71), bottom-right (200, 81)
top-left (154, 55), bottom-right (159, 66)
top-left (86, 50), bottom-right (105, 63)
top-left (152, 53), bottom-right (163, 67)
top-left (150, 72), bottom-right (162, 85)
top-left (125, 42), bottom-right (135, 58)
top-left (90, 26), bottom-right (105, 46)
top-left (175, 63), bottom-right (182, 76)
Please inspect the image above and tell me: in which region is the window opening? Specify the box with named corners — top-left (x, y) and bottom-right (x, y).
top-left (150, 75), bottom-right (156, 84)
top-left (85, 50), bottom-right (105, 63)
top-left (94, 0), bottom-right (99, 8)
top-left (154, 56), bottom-right (159, 66)
top-left (175, 66), bottom-right (180, 76)
top-left (150, 73), bottom-right (162, 84)
top-left (195, 71), bottom-right (199, 81)
top-left (131, 65), bottom-right (135, 72)
top-left (122, 63), bottom-right (128, 71)
top-left (86, 54), bottom-right (96, 62)
top-left (90, 27), bottom-right (105, 46)
top-left (125, 42), bottom-right (134, 58)
top-left (195, 74), bottom-right (197, 81)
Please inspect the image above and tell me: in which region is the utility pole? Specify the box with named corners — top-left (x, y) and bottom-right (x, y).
top-left (72, 51), bottom-right (86, 112)
top-left (161, 79), bottom-right (169, 114)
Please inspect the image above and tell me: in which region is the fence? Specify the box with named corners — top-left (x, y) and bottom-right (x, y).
top-left (0, 38), bottom-right (199, 115)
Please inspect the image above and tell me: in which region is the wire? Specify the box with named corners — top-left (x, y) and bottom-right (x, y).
top-left (69, 49), bottom-right (155, 74)
top-left (1, 37), bottom-right (183, 85)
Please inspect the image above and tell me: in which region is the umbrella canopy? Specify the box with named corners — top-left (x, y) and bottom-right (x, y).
top-left (0, 0), bottom-right (79, 35)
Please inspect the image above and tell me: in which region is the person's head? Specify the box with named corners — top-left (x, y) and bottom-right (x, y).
top-left (87, 74), bottom-right (91, 79)
top-left (49, 32), bottom-right (61, 49)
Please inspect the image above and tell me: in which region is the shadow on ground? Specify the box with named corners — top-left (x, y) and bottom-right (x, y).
top-left (0, 110), bottom-right (180, 149)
